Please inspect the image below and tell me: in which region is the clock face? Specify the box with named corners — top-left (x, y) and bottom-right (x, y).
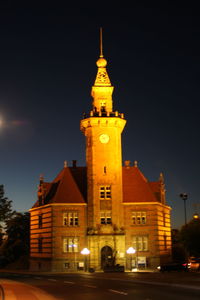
top-left (99, 134), bottom-right (109, 144)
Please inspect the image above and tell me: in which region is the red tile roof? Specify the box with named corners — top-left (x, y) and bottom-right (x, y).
top-left (32, 167), bottom-right (86, 207)
top-left (122, 166), bottom-right (161, 203)
top-left (32, 165), bottom-right (161, 208)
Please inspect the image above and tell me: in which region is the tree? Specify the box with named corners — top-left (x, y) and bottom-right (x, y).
top-left (171, 229), bottom-right (187, 262)
top-left (180, 218), bottom-right (200, 257)
top-left (3, 212), bottom-right (30, 264)
top-left (0, 185), bottom-right (15, 247)
top-left (0, 185), bottom-right (15, 223)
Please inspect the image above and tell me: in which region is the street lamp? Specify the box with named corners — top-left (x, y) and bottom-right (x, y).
top-left (126, 247), bottom-right (136, 271)
top-left (180, 193), bottom-right (188, 225)
top-left (81, 248), bottom-right (90, 272)
top-left (193, 213), bottom-right (199, 220)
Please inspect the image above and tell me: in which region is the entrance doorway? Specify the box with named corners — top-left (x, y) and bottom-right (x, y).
top-left (101, 246), bottom-right (114, 269)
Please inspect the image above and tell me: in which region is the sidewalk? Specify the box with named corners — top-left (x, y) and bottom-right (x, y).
top-left (0, 279), bottom-right (57, 300)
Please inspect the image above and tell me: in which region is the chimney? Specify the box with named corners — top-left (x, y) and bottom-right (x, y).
top-left (72, 160), bottom-right (77, 168)
top-left (124, 160), bottom-right (131, 168)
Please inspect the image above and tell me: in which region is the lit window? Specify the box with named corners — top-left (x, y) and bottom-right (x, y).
top-left (133, 236), bottom-right (148, 251)
top-left (63, 237), bottom-right (79, 253)
top-left (63, 212), bottom-right (79, 226)
top-left (132, 212), bottom-right (146, 225)
top-left (99, 186), bottom-right (111, 199)
top-left (141, 212), bottom-right (146, 224)
top-left (100, 211), bottom-right (112, 224)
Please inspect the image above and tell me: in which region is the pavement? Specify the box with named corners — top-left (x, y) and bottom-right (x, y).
top-left (1, 268), bottom-right (200, 299)
top-left (0, 279), bottom-right (57, 300)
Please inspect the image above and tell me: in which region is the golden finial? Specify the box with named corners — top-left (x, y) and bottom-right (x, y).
top-left (159, 172), bottom-right (164, 182)
top-left (100, 27), bottom-right (103, 58)
top-left (64, 160), bottom-right (67, 168)
top-left (134, 160), bottom-right (138, 167)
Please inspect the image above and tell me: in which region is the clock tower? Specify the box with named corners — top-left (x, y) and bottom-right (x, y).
top-left (30, 30), bottom-right (172, 272)
top-left (80, 30), bottom-right (126, 231)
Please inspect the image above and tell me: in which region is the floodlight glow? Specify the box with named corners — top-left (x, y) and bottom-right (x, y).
top-left (81, 248), bottom-right (90, 255)
top-left (126, 247), bottom-right (136, 254)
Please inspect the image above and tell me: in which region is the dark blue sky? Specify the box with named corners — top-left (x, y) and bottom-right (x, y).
top-left (0, 1), bottom-right (199, 228)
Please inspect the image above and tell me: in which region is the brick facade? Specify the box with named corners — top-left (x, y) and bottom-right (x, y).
top-left (29, 41), bottom-right (172, 272)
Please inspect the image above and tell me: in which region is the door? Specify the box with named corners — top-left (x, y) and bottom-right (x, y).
top-left (101, 246), bottom-right (114, 269)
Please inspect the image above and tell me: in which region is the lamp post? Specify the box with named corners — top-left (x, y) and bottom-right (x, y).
top-left (180, 193), bottom-right (188, 225)
top-left (126, 247), bottom-right (136, 271)
top-left (81, 248), bottom-right (90, 272)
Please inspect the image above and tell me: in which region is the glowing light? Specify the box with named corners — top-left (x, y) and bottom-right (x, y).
top-left (193, 214), bottom-right (199, 219)
top-left (81, 248), bottom-right (90, 255)
top-left (126, 247), bottom-right (136, 254)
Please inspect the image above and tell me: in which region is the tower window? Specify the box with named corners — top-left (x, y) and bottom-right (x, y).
top-left (100, 101), bottom-right (106, 112)
top-left (99, 186), bottom-right (111, 199)
top-left (100, 211), bottom-right (112, 224)
top-left (63, 237), bottom-right (79, 253)
top-left (132, 212), bottom-right (146, 225)
top-left (133, 236), bottom-right (148, 251)
top-left (63, 212), bottom-right (79, 226)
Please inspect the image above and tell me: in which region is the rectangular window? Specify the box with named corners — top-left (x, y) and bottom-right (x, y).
top-left (38, 237), bottom-right (43, 253)
top-left (63, 237), bottom-right (79, 253)
top-left (100, 211), bottom-right (112, 224)
top-left (99, 186), bottom-right (111, 199)
top-left (63, 212), bottom-right (79, 226)
top-left (133, 236), bottom-right (148, 251)
top-left (132, 212), bottom-right (146, 225)
top-left (100, 101), bottom-right (106, 107)
top-left (38, 214), bottom-right (43, 228)
top-left (164, 234), bottom-right (167, 250)
top-left (163, 213), bottom-right (166, 227)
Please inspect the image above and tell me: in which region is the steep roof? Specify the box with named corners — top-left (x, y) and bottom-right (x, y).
top-left (32, 166), bottom-right (87, 208)
top-left (32, 164), bottom-right (162, 208)
top-left (122, 165), bottom-right (161, 203)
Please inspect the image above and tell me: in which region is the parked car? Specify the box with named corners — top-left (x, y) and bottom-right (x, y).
top-left (157, 262), bottom-right (189, 272)
top-left (188, 257), bottom-right (200, 271)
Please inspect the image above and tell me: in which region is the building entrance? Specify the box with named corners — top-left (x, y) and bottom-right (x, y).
top-left (101, 246), bottom-right (114, 269)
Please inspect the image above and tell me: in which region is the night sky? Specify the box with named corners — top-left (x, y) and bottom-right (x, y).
top-left (0, 1), bottom-right (199, 228)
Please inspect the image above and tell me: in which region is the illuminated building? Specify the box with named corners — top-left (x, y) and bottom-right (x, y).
top-left (29, 31), bottom-right (172, 271)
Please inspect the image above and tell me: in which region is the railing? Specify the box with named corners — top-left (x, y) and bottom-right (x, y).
top-left (82, 111), bottom-right (124, 119)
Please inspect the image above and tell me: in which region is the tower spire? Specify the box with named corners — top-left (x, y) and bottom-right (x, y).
top-left (100, 27), bottom-right (103, 58)
top-left (93, 29), bottom-right (112, 88)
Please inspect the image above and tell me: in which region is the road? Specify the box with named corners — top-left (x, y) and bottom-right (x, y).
top-left (1, 271), bottom-right (200, 300)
